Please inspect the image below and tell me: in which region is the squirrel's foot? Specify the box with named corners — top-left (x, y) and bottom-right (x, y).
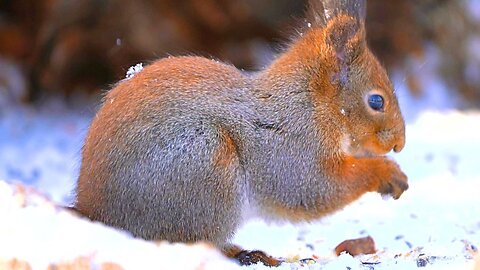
top-left (234, 250), bottom-right (283, 267)
top-left (223, 246), bottom-right (282, 267)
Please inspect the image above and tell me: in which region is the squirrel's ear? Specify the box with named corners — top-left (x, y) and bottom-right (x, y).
top-left (308, 0), bottom-right (367, 83)
top-left (325, 16), bottom-right (366, 65)
top-left (308, 0), bottom-right (367, 63)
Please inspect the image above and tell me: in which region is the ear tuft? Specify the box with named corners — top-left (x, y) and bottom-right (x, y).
top-left (307, 0), bottom-right (368, 84)
top-left (308, 0), bottom-right (366, 28)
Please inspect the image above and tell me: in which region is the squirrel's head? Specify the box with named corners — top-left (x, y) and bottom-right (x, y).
top-left (304, 0), bottom-right (406, 157)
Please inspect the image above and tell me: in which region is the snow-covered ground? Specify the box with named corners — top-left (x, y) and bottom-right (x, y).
top-left (0, 181), bottom-right (237, 270)
top-left (0, 50), bottom-right (479, 269)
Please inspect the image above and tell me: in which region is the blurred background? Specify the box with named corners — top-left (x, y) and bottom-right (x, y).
top-left (0, 0), bottom-right (479, 107)
top-left (1, 3), bottom-right (480, 268)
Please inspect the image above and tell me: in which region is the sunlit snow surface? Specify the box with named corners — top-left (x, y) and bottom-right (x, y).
top-left (1, 97), bottom-right (479, 269)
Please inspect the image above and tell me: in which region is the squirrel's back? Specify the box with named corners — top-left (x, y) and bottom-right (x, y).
top-left (76, 56), bottom-right (254, 245)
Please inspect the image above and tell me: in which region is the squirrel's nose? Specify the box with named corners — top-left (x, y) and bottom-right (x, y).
top-left (393, 129), bottom-right (405, 153)
top-left (393, 142), bottom-right (404, 153)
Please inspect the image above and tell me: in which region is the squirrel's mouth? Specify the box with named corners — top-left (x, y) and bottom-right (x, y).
top-left (341, 135), bottom-right (397, 157)
top-left (359, 143), bottom-right (396, 157)
top-left (349, 147), bottom-right (390, 158)
top-left (352, 149), bottom-right (380, 158)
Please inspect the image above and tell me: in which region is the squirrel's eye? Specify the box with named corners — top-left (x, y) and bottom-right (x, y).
top-left (368, 94), bottom-right (384, 111)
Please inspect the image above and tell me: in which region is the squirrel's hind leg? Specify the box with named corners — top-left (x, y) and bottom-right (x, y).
top-left (222, 245), bottom-right (283, 267)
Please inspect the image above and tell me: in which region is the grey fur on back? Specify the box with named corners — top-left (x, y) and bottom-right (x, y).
top-left (75, 54), bottom-right (336, 245)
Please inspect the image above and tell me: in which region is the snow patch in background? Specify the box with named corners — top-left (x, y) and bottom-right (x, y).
top-left (393, 46), bottom-right (463, 123)
top-left (0, 101), bottom-right (92, 204)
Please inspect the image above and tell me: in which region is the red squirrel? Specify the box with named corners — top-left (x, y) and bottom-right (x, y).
top-left (75, 0), bottom-right (408, 266)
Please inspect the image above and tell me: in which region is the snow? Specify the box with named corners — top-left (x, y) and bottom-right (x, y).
top-left (0, 102), bottom-right (90, 203)
top-left (0, 181), bottom-right (236, 269)
top-left (125, 63), bottom-right (144, 80)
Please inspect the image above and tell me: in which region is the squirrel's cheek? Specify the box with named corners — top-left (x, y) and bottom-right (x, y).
top-left (339, 135), bottom-right (356, 155)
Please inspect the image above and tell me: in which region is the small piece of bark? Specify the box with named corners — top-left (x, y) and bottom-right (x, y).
top-left (334, 236), bottom-right (376, 256)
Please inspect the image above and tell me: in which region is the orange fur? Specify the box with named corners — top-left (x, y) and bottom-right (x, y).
top-left (213, 129), bottom-right (239, 169)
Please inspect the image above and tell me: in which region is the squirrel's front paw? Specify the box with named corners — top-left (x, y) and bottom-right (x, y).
top-left (377, 160), bottom-right (408, 199)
